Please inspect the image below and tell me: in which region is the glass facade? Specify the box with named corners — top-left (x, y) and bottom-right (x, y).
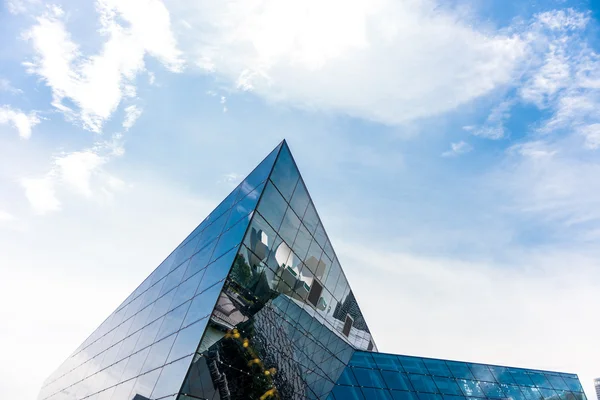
top-left (36, 143), bottom-right (282, 400)
top-left (330, 352), bottom-right (586, 400)
top-left (38, 141), bottom-right (585, 400)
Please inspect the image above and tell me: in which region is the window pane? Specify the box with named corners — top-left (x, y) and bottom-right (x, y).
top-left (353, 367), bottom-right (386, 388)
top-left (479, 382), bottom-right (505, 398)
top-left (167, 318), bottom-right (209, 363)
top-left (382, 370), bottom-right (412, 391)
top-left (256, 183), bottom-right (287, 231)
top-left (362, 387), bottom-right (394, 400)
top-left (140, 334), bottom-right (177, 374)
top-left (331, 385), bottom-right (366, 400)
top-left (434, 376), bottom-right (463, 395)
top-left (290, 179), bottom-right (310, 218)
top-left (270, 144), bottom-right (300, 201)
top-left (349, 351), bottom-right (375, 368)
top-left (373, 354), bottom-right (403, 371)
top-left (457, 380), bottom-right (485, 397)
top-left (425, 359), bottom-right (452, 377)
top-left (408, 374), bottom-right (438, 393)
top-left (280, 207), bottom-right (301, 246)
top-left (469, 364), bottom-right (495, 382)
top-left (447, 362), bottom-right (474, 380)
top-left (151, 355), bottom-right (193, 399)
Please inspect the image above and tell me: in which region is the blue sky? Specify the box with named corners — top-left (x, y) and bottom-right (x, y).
top-left (1, 0), bottom-right (600, 399)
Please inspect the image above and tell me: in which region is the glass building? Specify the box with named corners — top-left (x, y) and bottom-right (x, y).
top-left (38, 141), bottom-right (586, 400)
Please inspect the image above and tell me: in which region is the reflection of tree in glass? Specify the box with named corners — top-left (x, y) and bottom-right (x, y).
top-left (231, 254), bottom-right (253, 287)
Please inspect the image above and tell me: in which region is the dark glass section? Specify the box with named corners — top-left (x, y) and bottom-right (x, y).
top-left (37, 143), bottom-right (281, 400)
top-left (332, 352), bottom-right (587, 400)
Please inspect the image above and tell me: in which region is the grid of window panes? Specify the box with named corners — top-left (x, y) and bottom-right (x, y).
top-left (175, 142), bottom-right (377, 400)
top-left (37, 145), bottom-right (282, 400)
top-left (246, 142), bottom-right (376, 351)
top-left (179, 294), bottom-right (356, 399)
top-left (329, 351), bottom-right (587, 400)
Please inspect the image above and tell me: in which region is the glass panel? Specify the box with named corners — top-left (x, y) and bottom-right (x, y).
top-left (129, 368), bottom-right (162, 399)
top-left (182, 238), bottom-right (217, 281)
top-left (547, 375), bottom-right (569, 391)
top-left (151, 355), bottom-right (193, 399)
top-left (353, 367), bottom-right (386, 388)
top-left (140, 334), bottom-right (177, 374)
top-left (155, 301), bottom-right (190, 341)
top-left (134, 317), bottom-right (164, 352)
top-left (210, 217), bottom-right (249, 262)
top-left (510, 369), bottom-right (535, 386)
top-left (479, 381), bottom-right (505, 398)
top-left (391, 391), bottom-right (419, 400)
top-left (200, 247), bottom-right (237, 292)
top-left (239, 142), bottom-right (281, 195)
top-left (469, 364), bottom-right (495, 382)
top-left (488, 366), bottom-right (515, 385)
top-left (290, 179), bottom-right (310, 218)
top-left (373, 354), bottom-right (404, 371)
top-left (224, 182), bottom-right (264, 231)
top-left (256, 182), bottom-right (288, 231)
top-left (362, 387), bottom-right (394, 400)
top-left (279, 206), bottom-right (301, 246)
top-left (182, 282), bottom-right (224, 327)
top-left (166, 317), bottom-right (209, 363)
top-left (447, 362), bottom-right (475, 380)
top-left (270, 143), bottom-right (300, 201)
top-left (303, 202), bottom-right (319, 234)
top-left (425, 359), bottom-right (452, 377)
top-left (331, 385), bottom-right (366, 400)
top-left (457, 379), bottom-right (485, 397)
top-left (349, 351), bottom-right (375, 368)
top-left (434, 376), bottom-right (463, 395)
top-left (382, 370), bottom-right (413, 391)
top-left (121, 347), bottom-right (151, 381)
top-left (408, 374), bottom-right (439, 393)
top-left (337, 367), bottom-right (359, 386)
top-left (314, 222), bottom-right (327, 248)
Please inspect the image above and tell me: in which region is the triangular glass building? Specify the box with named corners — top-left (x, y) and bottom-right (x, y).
top-left (38, 141), bottom-right (587, 400)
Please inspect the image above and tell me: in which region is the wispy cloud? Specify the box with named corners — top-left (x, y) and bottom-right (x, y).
top-left (442, 141), bottom-right (473, 157)
top-left (23, 1), bottom-right (182, 132)
top-left (122, 105), bottom-right (143, 130)
top-left (21, 175), bottom-right (61, 215)
top-left (0, 79), bottom-right (23, 94)
top-left (171, 0), bottom-right (526, 125)
top-left (0, 105), bottom-right (40, 139)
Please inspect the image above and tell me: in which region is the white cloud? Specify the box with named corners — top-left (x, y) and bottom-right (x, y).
top-left (581, 123), bottom-right (600, 150)
top-left (220, 172), bottom-right (242, 184)
top-left (0, 210), bottom-right (16, 222)
top-left (471, 99), bottom-right (514, 140)
top-left (24, 1), bottom-right (182, 132)
top-left (442, 140), bottom-right (473, 157)
top-left (486, 10), bottom-right (600, 230)
top-left (0, 105), bottom-right (40, 139)
top-left (6, 0), bottom-right (39, 14)
top-left (122, 105), bottom-right (143, 130)
top-left (0, 79), bottom-right (23, 94)
top-left (171, 0), bottom-right (526, 125)
top-left (21, 176), bottom-right (61, 215)
top-left (54, 151), bottom-right (107, 197)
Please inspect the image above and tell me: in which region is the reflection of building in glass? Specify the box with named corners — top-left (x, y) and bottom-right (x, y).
top-left (37, 141), bottom-right (587, 400)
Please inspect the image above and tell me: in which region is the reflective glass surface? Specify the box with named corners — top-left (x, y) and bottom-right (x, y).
top-left (330, 352), bottom-right (587, 400)
top-left (37, 143), bottom-right (282, 400)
